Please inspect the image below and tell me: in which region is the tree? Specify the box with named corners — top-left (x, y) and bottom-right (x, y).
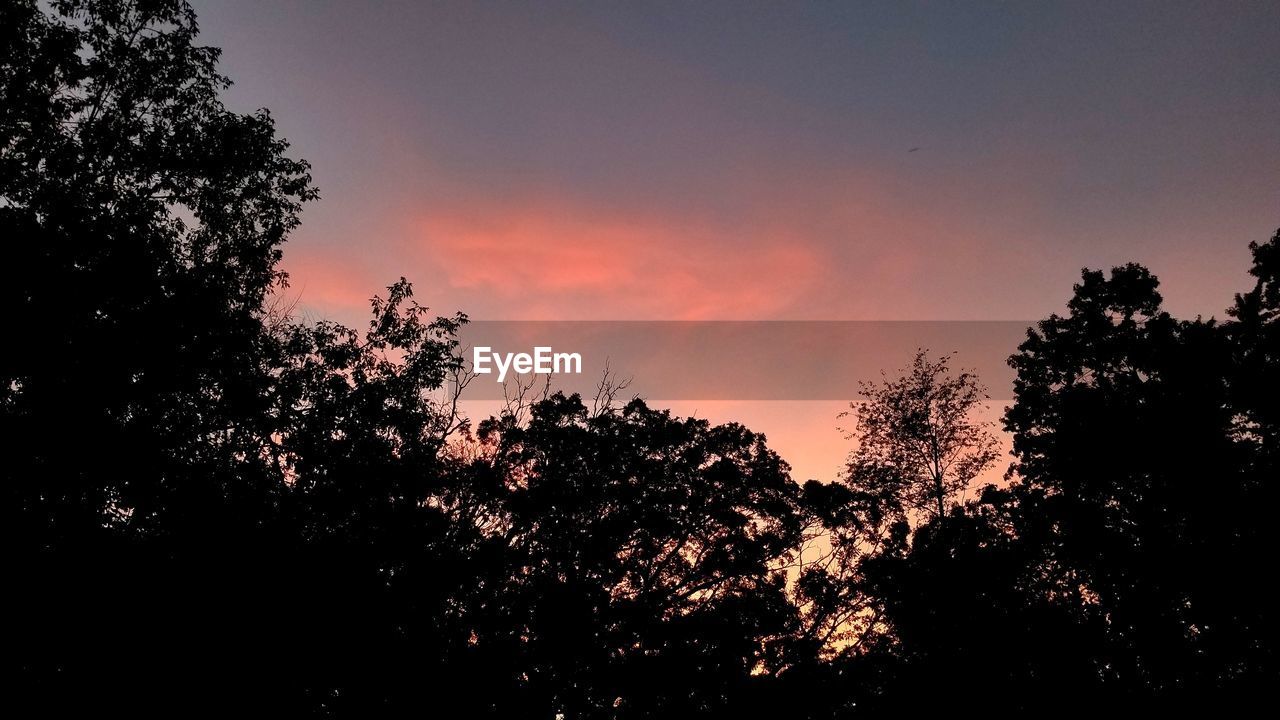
top-left (1222, 229), bottom-right (1280, 698)
top-left (465, 393), bottom-right (805, 718)
top-left (1, 0), bottom-right (316, 545)
top-left (0, 0), bottom-right (369, 710)
top-left (843, 350), bottom-right (1000, 522)
top-left (851, 485), bottom-right (1106, 717)
top-left (1, 5), bottom-right (812, 714)
top-left (259, 280), bottom-right (494, 713)
top-left (1227, 229), bottom-right (1280, 483)
top-left (787, 351), bottom-right (1000, 698)
top-left (6, 0), bottom-right (1278, 714)
top-left (1002, 261), bottom-right (1263, 709)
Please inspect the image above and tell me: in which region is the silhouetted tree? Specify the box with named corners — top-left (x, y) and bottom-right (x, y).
top-left (787, 351), bottom-right (1001, 714)
top-left (463, 394), bottom-right (805, 718)
top-left (806, 250), bottom-right (1280, 714)
top-left (0, 1), bottom-right (490, 712)
top-left (1222, 230), bottom-right (1280, 693)
top-left (2, 0), bottom-right (322, 709)
top-left (850, 485), bottom-right (1106, 717)
top-left (2, 3), bottom-right (816, 715)
top-left (2, 0), bottom-right (315, 541)
top-left (843, 350), bottom-right (1000, 522)
top-left (1001, 260), bottom-right (1267, 710)
top-left (6, 0), bottom-right (1280, 716)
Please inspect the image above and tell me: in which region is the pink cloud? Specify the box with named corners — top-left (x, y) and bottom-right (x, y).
top-left (410, 198), bottom-right (829, 319)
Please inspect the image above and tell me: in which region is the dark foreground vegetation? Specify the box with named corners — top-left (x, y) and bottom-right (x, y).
top-left (3, 2), bottom-right (1278, 716)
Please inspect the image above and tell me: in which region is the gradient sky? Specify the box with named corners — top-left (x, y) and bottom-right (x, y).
top-left (191, 0), bottom-right (1280, 481)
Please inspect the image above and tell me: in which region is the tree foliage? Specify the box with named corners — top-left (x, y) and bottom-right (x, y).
top-left (464, 394), bottom-right (805, 717)
top-left (4, 1), bottom-right (1280, 716)
top-left (790, 351), bottom-right (1001, 686)
top-left (844, 350), bottom-right (1000, 521)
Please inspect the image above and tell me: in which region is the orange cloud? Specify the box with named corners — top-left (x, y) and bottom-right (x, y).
top-left (410, 198), bottom-right (829, 319)
top-left (279, 147), bottom-right (1064, 324)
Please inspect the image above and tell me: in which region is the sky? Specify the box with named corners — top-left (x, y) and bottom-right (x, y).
top-left (191, 0), bottom-right (1280, 481)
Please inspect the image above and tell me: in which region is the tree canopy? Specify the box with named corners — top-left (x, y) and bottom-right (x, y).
top-left (3, 1), bottom-right (1278, 716)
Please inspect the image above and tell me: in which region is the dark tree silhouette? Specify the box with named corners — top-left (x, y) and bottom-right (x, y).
top-left (2, 0), bottom-right (315, 545)
top-left (1001, 263), bottom-right (1254, 709)
top-left (1223, 230), bottom-right (1280, 694)
top-left (1, 1), bottom-right (483, 713)
top-left (463, 394), bottom-right (805, 718)
top-left (843, 350), bottom-right (1000, 522)
top-left (2, 0), bottom-right (320, 709)
top-left (2, 5), bottom-right (812, 714)
top-left (792, 351), bottom-right (999, 660)
top-left (849, 486), bottom-right (1106, 717)
top-left (5, 0), bottom-right (1280, 717)
top-left (854, 253), bottom-right (1280, 715)
top-left (799, 252), bottom-right (1280, 716)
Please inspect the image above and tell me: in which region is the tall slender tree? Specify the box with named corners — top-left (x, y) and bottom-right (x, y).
top-left (843, 350), bottom-right (1000, 522)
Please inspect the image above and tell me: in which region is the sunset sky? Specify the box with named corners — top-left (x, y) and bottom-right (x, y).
top-left (192, 0), bottom-right (1280, 481)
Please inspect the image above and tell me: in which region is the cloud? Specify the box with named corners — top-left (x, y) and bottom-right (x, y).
top-left (408, 196), bottom-right (829, 319)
